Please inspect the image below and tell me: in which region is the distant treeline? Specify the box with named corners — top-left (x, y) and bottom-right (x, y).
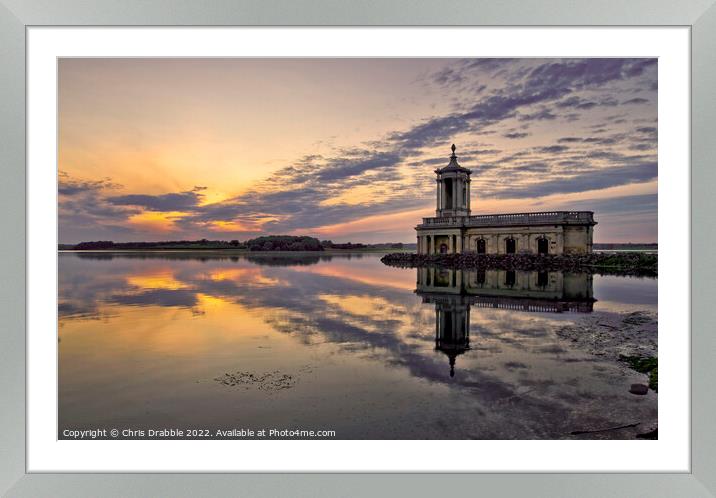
top-left (60, 236), bottom-right (412, 252)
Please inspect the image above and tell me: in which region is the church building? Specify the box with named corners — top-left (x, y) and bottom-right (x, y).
top-left (415, 145), bottom-right (597, 255)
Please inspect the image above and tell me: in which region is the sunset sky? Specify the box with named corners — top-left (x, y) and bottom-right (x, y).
top-left (58, 58), bottom-right (657, 244)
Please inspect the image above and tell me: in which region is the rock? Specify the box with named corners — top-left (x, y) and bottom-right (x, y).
top-left (629, 383), bottom-right (649, 395)
top-left (380, 252), bottom-right (657, 277)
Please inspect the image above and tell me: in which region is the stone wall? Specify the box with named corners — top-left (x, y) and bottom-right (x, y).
top-left (563, 225), bottom-right (594, 254)
top-left (416, 223), bottom-right (593, 256)
top-left (463, 226), bottom-right (564, 254)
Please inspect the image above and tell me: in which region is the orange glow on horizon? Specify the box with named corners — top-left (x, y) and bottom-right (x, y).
top-left (127, 211), bottom-right (189, 232)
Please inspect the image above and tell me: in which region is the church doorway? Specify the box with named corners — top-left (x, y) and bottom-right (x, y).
top-left (505, 238), bottom-right (516, 254)
top-left (476, 238), bottom-right (486, 254)
top-left (538, 237), bottom-right (549, 255)
top-left (439, 243), bottom-right (448, 254)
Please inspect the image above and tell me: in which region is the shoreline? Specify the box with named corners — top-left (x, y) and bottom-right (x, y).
top-left (58, 248), bottom-right (409, 255)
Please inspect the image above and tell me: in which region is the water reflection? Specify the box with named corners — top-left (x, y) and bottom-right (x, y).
top-left (416, 268), bottom-right (595, 377)
top-left (72, 251), bottom-right (367, 266)
top-left (58, 252), bottom-right (656, 439)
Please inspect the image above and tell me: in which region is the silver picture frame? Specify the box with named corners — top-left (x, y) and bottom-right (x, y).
top-left (1, 1), bottom-right (714, 496)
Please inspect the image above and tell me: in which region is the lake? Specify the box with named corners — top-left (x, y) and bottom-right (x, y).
top-left (58, 251), bottom-right (657, 440)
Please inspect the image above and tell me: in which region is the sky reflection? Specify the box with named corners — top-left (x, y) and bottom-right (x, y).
top-left (59, 252), bottom-right (657, 439)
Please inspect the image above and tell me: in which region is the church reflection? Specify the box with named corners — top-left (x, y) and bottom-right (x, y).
top-left (416, 268), bottom-right (595, 377)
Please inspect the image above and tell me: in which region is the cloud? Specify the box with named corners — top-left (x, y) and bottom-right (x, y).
top-left (522, 58), bottom-right (656, 91)
top-left (108, 187), bottom-right (206, 211)
top-left (555, 96), bottom-right (597, 109)
top-left (430, 58), bottom-right (515, 88)
top-left (59, 172), bottom-right (143, 242)
top-left (535, 145), bottom-right (569, 154)
top-left (503, 132), bottom-right (529, 139)
top-left (59, 171), bottom-right (120, 196)
top-left (556, 193), bottom-right (657, 215)
top-left (486, 162), bottom-right (657, 199)
top-left (315, 151), bottom-right (402, 182)
top-left (557, 135), bottom-right (625, 146)
top-left (554, 95), bottom-right (619, 110)
top-left (622, 97), bottom-right (649, 105)
top-left (518, 109), bottom-right (557, 121)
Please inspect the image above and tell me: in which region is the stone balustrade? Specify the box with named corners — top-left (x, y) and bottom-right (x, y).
top-left (419, 211), bottom-right (595, 228)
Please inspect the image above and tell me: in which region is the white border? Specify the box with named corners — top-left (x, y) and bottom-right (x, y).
top-left (27, 27), bottom-right (690, 473)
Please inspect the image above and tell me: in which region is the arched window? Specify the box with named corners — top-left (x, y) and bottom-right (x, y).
top-left (444, 179), bottom-right (453, 209)
top-left (476, 238), bottom-right (486, 254)
top-left (505, 237), bottom-right (516, 254)
top-left (537, 237), bottom-right (549, 255)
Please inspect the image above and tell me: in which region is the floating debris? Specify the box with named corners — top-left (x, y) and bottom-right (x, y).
top-left (212, 367), bottom-right (317, 393)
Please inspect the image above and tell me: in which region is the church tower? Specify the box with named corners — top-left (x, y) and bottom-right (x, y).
top-left (435, 144), bottom-right (472, 217)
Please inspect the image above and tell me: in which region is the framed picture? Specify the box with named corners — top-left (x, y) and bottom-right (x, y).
top-left (2, 1), bottom-right (715, 496)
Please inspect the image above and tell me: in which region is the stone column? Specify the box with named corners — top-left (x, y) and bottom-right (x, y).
top-left (429, 235), bottom-right (434, 255)
top-left (556, 232), bottom-right (564, 254)
top-left (456, 233), bottom-right (462, 253)
top-left (453, 179), bottom-right (458, 211)
top-left (436, 179), bottom-right (441, 212)
top-left (455, 179), bottom-right (460, 211)
top-left (448, 235), bottom-right (453, 254)
top-left (467, 181), bottom-right (471, 212)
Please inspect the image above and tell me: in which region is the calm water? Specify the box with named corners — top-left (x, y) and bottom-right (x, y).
top-left (58, 252), bottom-right (657, 439)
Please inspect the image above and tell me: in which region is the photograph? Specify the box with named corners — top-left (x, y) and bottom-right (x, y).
top-left (57, 57), bottom-right (658, 441)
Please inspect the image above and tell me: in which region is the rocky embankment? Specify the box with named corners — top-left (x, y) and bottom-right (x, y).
top-left (381, 252), bottom-right (657, 277)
